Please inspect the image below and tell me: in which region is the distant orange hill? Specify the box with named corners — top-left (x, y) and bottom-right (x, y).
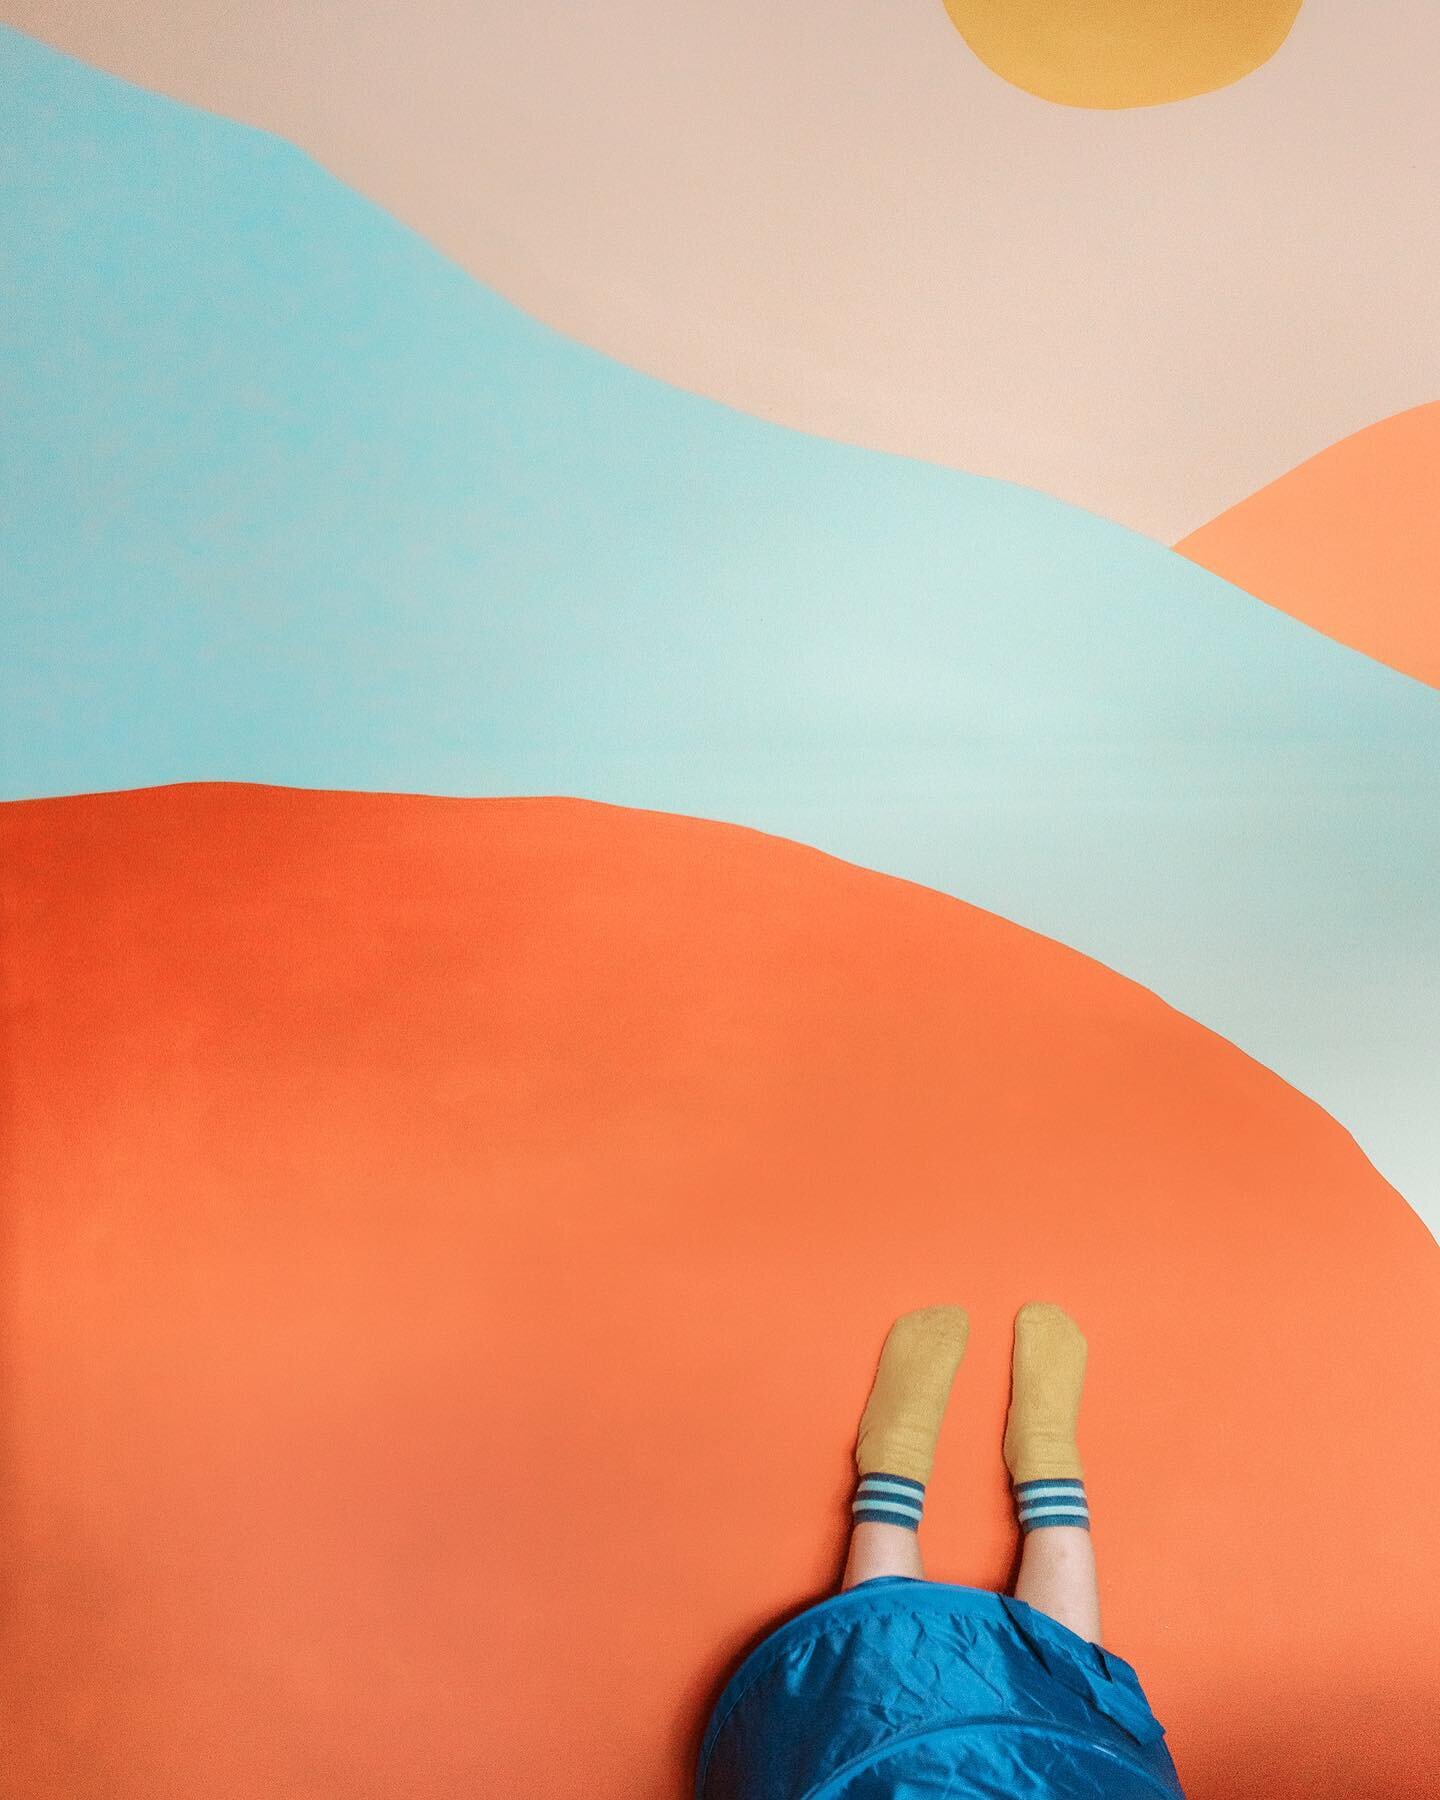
top-left (1177, 402), bottom-right (1440, 688)
top-left (3, 783), bottom-right (1437, 1799)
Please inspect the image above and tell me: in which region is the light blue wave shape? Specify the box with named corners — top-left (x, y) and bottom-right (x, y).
top-left (2, 26), bottom-right (1437, 1235)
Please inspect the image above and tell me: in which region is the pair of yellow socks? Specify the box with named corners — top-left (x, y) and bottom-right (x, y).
top-left (851, 1304), bottom-right (1089, 1534)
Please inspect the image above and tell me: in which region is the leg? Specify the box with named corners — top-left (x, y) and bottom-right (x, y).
top-left (1003, 1303), bottom-right (1101, 1643)
top-left (842, 1519), bottom-right (925, 1589)
top-left (1014, 1523), bottom-right (1100, 1644)
top-left (841, 1306), bottom-right (969, 1591)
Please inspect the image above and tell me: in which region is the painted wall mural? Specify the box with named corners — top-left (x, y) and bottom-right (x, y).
top-left (2, 9), bottom-right (1437, 1800)
top-left (1176, 400), bottom-right (1440, 687)
top-left (941, 0), bottom-right (1307, 108)
top-left (2, 1), bottom-right (1435, 540)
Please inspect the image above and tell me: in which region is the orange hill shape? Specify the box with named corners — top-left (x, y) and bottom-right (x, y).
top-left (1176, 400), bottom-right (1440, 688)
top-left (2, 783), bottom-right (1437, 1800)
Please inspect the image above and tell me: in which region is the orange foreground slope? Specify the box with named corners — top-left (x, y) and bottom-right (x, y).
top-left (2, 782), bottom-right (1436, 1800)
top-left (1177, 400), bottom-right (1440, 688)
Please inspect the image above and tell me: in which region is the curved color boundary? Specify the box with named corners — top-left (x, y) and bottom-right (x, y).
top-left (3, 785), bottom-right (1437, 1800)
top-left (1, 8), bottom-right (1435, 537)
top-left (942, 0), bottom-right (1304, 110)
top-left (2, 28), bottom-right (1438, 1236)
top-left (1176, 401), bottom-right (1440, 689)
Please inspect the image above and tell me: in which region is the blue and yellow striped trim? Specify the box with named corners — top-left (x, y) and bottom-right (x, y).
top-left (852, 1472), bottom-right (926, 1530)
top-left (1015, 1477), bottom-right (1089, 1532)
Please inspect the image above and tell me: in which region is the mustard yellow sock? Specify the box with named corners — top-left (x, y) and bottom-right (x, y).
top-left (1003, 1302), bottom-right (1091, 1532)
top-left (853, 1306), bottom-right (970, 1530)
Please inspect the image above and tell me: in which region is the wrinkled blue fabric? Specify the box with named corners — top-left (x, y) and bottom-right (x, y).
top-left (698, 1578), bottom-right (1184, 1798)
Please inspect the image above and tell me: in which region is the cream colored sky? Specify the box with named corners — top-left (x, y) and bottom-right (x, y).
top-left (6, 0), bottom-right (1437, 539)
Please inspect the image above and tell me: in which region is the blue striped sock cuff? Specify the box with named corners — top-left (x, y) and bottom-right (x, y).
top-left (852, 1472), bottom-right (926, 1531)
top-left (1015, 1477), bottom-right (1089, 1533)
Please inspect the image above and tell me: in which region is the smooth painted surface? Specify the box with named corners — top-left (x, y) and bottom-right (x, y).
top-left (4, 785), bottom-right (1437, 1800)
top-left (943, 0), bottom-right (1304, 109)
top-left (2, 30), bottom-right (1437, 1232)
top-left (2, 7), bottom-right (1437, 536)
top-left (1177, 401), bottom-right (1440, 689)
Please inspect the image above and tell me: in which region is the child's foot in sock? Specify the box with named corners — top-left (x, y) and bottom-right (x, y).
top-left (852, 1305), bottom-right (969, 1532)
top-left (1004, 1302), bottom-right (1091, 1533)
